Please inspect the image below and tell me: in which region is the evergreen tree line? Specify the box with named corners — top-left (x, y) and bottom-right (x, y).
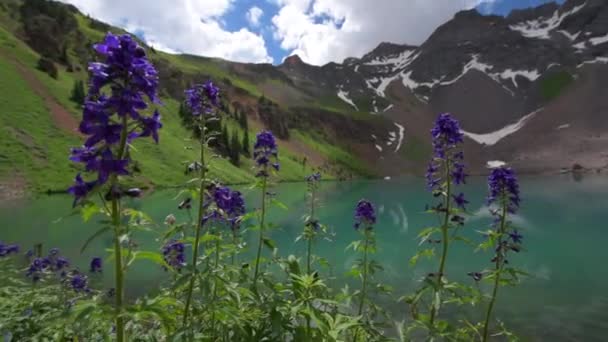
top-left (178, 101), bottom-right (250, 167)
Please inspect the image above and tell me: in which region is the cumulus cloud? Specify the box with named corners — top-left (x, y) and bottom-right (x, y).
top-left (246, 6), bottom-right (264, 27)
top-left (59, 0), bottom-right (273, 63)
top-left (271, 0), bottom-right (490, 65)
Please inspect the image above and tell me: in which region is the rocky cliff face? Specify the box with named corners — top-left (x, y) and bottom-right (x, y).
top-left (267, 0), bottom-right (608, 174)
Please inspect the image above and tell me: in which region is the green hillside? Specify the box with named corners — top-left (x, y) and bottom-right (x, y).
top-left (0, 0), bottom-right (375, 193)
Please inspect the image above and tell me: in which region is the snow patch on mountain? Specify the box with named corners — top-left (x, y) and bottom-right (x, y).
top-left (399, 55), bottom-right (528, 94)
top-left (364, 50), bottom-right (420, 73)
top-left (499, 69), bottom-right (541, 87)
top-left (486, 160), bottom-right (506, 168)
top-left (394, 123), bottom-right (405, 152)
top-left (508, 2), bottom-right (586, 39)
top-left (589, 33), bottom-right (608, 46)
top-left (375, 144), bottom-right (383, 152)
top-left (383, 104), bottom-right (394, 112)
top-left (558, 30), bottom-right (581, 41)
top-left (337, 89), bottom-right (359, 110)
top-left (440, 55), bottom-right (494, 86)
top-left (577, 57), bottom-right (608, 68)
top-left (462, 108), bottom-right (543, 146)
top-left (556, 123), bottom-right (570, 130)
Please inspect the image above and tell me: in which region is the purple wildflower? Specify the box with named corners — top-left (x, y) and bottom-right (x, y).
top-left (185, 80), bottom-right (220, 116)
top-left (26, 257), bottom-right (48, 282)
top-left (68, 271), bottom-right (89, 293)
top-left (354, 199), bottom-right (376, 229)
top-left (452, 193), bottom-right (469, 210)
top-left (487, 167), bottom-right (521, 214)
top-left (67, 174), bottom-right (97, 207)
top-left (162, 240), bottom-right (186, 271)
top-left (509, 229), bottom-right (523, 244)
top-left (209, 186), bottom-right (246, 229)
top-left (90, 257), bottom-right (103, 273)
top-left (253, 131), bottom-right (279, 176)
top-left (426, 114), bottom-right (468, 214)
top-left (68, 32), bottom-right (161, 203)
top-left (0, 242), bottom-right (19, 257)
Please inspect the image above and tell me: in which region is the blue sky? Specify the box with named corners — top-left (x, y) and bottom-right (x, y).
top-left (61, 0), bottom-right (567, 66)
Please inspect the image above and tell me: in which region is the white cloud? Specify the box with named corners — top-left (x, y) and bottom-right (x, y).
top-left (246, 6), bottom-right (264, 27)
top-left (271, 0), bottom-right (489, 65)
top-left (59, 0), bottom-right (273, 64)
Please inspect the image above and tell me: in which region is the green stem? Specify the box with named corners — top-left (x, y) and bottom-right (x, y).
top-left (231, 230), bottom-right (238, 266)
top-left (482, 199), bottom-right (508, 342)
top-left (429, 158), bottom-right (452, 327)
top-left (112, 115), bottom-right (128, 342)
top-left (357, 229), bottom-right (370, 316)
top-left (183, 117), bottom-right (207, 327)
top-left (306, 185), bottom-right (316, 275)
top-left (211, 231), bottom-right (221, 340)
top-left (252, 174), bottom-right (268, 286)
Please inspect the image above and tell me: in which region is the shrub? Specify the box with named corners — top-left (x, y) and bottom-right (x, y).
top-left (36, 56), bottom-right (57, 79)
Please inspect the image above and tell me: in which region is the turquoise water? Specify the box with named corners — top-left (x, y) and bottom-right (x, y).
top-left (1, 175), bottom-right (607, 341)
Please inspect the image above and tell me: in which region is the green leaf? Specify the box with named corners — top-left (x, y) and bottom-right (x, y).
top-left (409, 248), bottom-right (435, 267)
top-left (80, 226), bottom-right (111, 254)
top-left (263, 237), bottom-right (276, 250)
top-left (270, 198), bottom-right (288, 210)
top-left (131, 251), bottom-right (169, 268)
top-left (81, 202), bottom-right (102, 222)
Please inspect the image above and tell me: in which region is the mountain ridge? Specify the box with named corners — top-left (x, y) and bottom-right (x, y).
top-left (1, 0), bottom-right (608, 194)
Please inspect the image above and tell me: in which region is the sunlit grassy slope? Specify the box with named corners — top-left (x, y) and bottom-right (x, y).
top-left (0, 18), bottom-right (324, 192)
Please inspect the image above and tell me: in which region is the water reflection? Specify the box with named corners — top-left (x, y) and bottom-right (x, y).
top-left (1, 176), bottom-right (608, 340)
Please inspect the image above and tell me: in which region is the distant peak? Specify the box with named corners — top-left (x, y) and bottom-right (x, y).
top-left (283, 54), bottom-right (304, 66)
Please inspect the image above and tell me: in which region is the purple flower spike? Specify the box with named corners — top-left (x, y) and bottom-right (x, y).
top-left (162, 240), bottom-right (186, 271)
top-left (185, 81), bottom-right (220, 116)
top-left (68, 32), bottom-right (161, 203)
top-left (487, 167), bottom-right (521, 214)
top-left (354, 199), bottom-right (376, 230)
top-left (425, 113), bottom-right (468, 209)
top-left (253, 131), bottom-right (279, 175)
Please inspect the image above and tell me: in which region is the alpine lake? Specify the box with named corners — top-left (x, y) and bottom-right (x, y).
top-left (1, 175), bottom-right (607, 341)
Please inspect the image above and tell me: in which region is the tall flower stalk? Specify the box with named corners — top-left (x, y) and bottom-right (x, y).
top-left (252, 131), bottom-right (279, 286)
top-left (181, 81), bottom-right (220, 327)
top-left (68, 32), bottom-right (161, 342)
top-left (304, 172), bottom-right (321, 274)
top-left (207, 184), bottom-right (246, 337)
top-left (353, 200), bottom-right (377, 316)
top-left (424, 113), bottom-right (468, 327)
top-left (481, 167), bottom-right (522, 342)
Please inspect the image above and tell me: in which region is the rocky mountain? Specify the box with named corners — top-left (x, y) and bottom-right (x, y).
top-left (1, 0), bottom-right (607, 194)
top-left (269, 0), bottom-right (608, 175)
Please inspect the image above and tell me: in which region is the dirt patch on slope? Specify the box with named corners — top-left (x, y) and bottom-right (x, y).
top-left (0, 49), bottom-right (81, 135)
top-left (0, 175), bottom-right (27, 201)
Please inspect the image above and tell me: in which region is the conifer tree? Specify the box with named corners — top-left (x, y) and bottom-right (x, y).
top-left (230, 128), bottom-right (241, 166)
top-left (242, 129), bottom-right (250, 156)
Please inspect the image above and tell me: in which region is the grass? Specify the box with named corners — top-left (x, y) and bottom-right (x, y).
top-left (0, 54), bottom-right (80, 193)
top-left (0, 25), bottom-right (318, 192)
top-left (292, 130), bottom-right (374, 177)
top-left (540, 71), bottom-right (574, 101)
top-left (0, 12), bottom-right (382, 193)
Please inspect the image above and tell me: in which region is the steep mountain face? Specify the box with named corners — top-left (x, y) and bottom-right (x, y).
top-left (270, 0), bottom-right (608, 174)
top-left (1, 0), bottom-right (607, 192)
